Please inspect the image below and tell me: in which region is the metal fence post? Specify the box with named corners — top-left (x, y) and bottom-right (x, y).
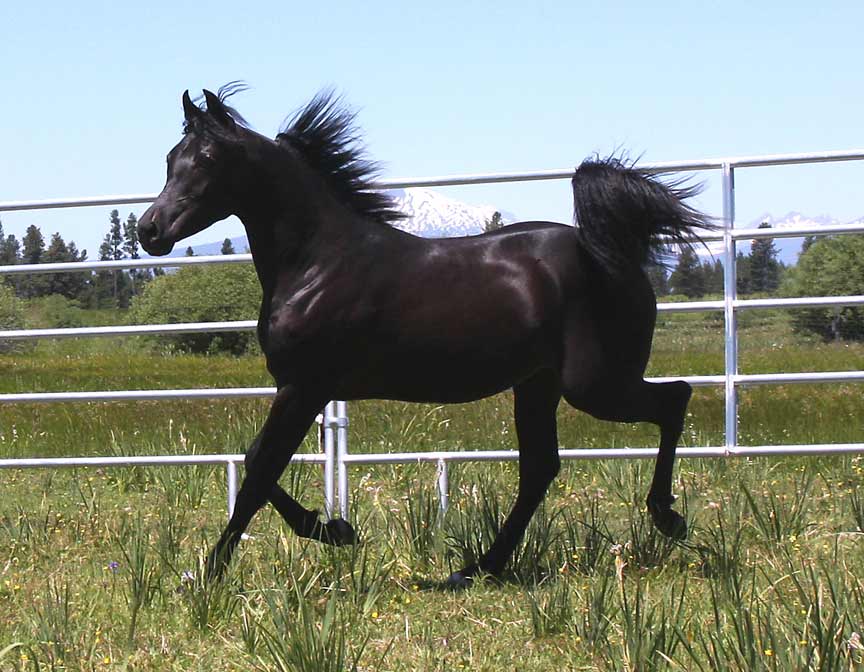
top-left (436, 458), bottom-right (449, 516)
top-left (336, 400), bottom-right (350, 520)
top-left (722, 163), bottom-right (738, 454)
top-left (322, 402), bottom-right (336, 519)
top-left (226, 460), bottom-right (238, 520)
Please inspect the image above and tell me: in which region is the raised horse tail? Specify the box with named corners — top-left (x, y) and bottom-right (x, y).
top-left (571, 156), bottom-right (714, 276)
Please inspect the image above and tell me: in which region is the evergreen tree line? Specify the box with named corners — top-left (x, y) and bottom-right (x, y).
top-left (650, 222), bottom-right (785, 298)
top-left (0, 210), bottom-right (162, 309)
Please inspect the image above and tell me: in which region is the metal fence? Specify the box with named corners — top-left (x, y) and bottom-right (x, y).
top-left (1, 148), bottom-right (864, 521)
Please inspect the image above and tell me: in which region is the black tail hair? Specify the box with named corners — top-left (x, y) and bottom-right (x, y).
top-left (572, 156), bottom-right (715, 276)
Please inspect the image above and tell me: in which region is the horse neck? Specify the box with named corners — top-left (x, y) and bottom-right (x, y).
top-left (235, 150), bottom-right (380, 294)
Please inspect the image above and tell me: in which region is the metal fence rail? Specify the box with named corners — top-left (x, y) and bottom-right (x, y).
top-left (1, 147), bottom-right (863, 520)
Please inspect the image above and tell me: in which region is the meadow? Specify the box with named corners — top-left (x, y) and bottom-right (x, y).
top-left (1, 308), bottom-right (864, 670)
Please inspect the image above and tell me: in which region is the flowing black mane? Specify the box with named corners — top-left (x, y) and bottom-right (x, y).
top-left (276, 91), bottom-right (404, 226)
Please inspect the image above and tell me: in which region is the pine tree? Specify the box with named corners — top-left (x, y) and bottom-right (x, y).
top-left (122, 213), bottom-right (140, 260)
top-left (185, 246), bottom-right (195, 257)
top-left (65, 241), bottom-right (91, 303)
top-left (700, 259), bottom-right (724, 295)
top-left (736, 251), bottom-right (752, 295)
top-left (221, 238), bottom-right (236, 255)
top-left (93, 212), bottom-right (131, 308)
top-left (644, 262), bottom-right (670, 296)
top-left (22, 225), bottom-right (45, 265)
top-left (484, 211), bottom-right (503, 233)
top-left (669, 247), bottom-right (705, 297)
top-left (43, 232), bottom-right (70, 297)
top-left (123, 213), bottom-right (146, 297)
top-left (21, 225), bottom-right (48, 298)
top-left (108, 210), bottom-right (124, 261)
top-left (749, 222), bottom-right (781, 294)
top-left (0, 220), bottom-right (14, 291)
top-left (1, 235), bottom-right (21, 266)
top-left (92, 234), bottom-right (115, 308)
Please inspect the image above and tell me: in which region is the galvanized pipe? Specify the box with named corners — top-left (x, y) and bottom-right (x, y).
top-left (722, 164), bottom-right (738, 453)
top-left (0, 388), bottom-right (276, 403)
top-left (336, 400), bottom-right (349, 520)
top-left (338, 443), bottom-right (864, 465)
top-left (227, 461), bottom-right (238, 519)
top-left (0, 453), bottom-right (324, 469)
top-left (322, 402), bottom-right (336, 518)
top-left (0, 321), bottom-right (257, 340)
top-left (3, 148), bottom-right (863, 213)
top-left (436, 458), bottom-right (449, 515)
top-left (0, 254), bottom-right (253, 275)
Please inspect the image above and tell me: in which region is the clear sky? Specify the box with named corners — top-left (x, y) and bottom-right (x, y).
top-left (1, 0), bottom-right (863, 258)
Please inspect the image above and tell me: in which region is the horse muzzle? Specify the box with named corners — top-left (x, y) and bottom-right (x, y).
top-left (137, 207), bottom-right (175, 256)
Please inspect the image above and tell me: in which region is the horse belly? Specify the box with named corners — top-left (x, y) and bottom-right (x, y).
top-left (337, 335), bottom-right (553, 404)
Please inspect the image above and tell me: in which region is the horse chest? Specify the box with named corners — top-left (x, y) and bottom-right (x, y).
top-left (261, 305), bottom-right (310, 350)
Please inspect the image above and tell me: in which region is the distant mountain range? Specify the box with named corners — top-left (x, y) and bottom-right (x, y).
top-left (175, 188), bottom-right (860, 267)
top-left (698, 212), bottom-right (864, 266)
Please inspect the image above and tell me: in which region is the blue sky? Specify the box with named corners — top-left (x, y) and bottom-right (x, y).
top-left (1, 0), bottom-right (863, 257)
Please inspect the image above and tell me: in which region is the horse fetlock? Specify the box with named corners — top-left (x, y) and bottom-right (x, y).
top-left (647, 498), bottom-right (687, 540)
top-left (321, 518), bottom-right (358, 546)
top-left (444, 563), bottom-right (480, 590)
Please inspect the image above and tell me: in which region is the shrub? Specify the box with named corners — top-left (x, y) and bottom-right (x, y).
top-left (786, 235), bottom-right (864, 341)
top-left (27, 294), bottom-right (87, 329)
top-left (129, 264), bottom-right (261, 354)
top-left (0, 283), bottom-right (29, 353)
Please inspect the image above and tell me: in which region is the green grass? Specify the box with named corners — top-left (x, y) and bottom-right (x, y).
top-left (1, 311), bottom-right (864, 670)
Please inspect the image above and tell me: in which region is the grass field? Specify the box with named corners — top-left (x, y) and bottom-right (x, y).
top-left (1, 310), bottom-right (864, 670)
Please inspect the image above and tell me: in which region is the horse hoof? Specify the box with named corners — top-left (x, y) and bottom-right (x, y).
top-left (444, 564), bottom-right (478, 590)
top-left (322, 518), bottom-right (358, 546)
top-left (650, 506), bottom-right (687, 540)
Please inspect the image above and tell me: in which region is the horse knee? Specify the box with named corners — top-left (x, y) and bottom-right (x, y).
top-left (658, 380), bottom-right (692, 430)
top-left (526, 453), bottom-right (560, 492)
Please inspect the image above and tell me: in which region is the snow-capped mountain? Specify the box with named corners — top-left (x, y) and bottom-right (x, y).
top-left (386, 188), bottom-right (508, 238)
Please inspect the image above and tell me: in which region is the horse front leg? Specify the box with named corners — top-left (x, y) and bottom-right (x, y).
top-left (268, 483), bottom-right (357, 545)
top-left (205, 385), bottom-right (322, 581)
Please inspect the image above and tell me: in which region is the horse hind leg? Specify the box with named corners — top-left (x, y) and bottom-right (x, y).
top-left (564, 378), bottom-right (692, 540)
top-left (446, 369), bottom-right (561, 588)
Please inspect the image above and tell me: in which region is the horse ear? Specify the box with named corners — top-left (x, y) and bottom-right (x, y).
top-left (182, 90), bottom-right (201, 123)
top-left (202, 89), bottom-right (236, 131)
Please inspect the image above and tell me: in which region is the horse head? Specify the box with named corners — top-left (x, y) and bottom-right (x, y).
top-left (138, 89), bottom-right (247, 256)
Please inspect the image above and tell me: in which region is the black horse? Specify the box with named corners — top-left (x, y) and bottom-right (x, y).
top-left (137, 86), bottom-right (712, 587)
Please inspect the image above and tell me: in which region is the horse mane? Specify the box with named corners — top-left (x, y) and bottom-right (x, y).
top-left (276, 90), bottom-right (405, 226)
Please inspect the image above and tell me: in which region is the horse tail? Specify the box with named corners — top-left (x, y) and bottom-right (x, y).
top-left (571, 156), bottom-right (714, 276)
